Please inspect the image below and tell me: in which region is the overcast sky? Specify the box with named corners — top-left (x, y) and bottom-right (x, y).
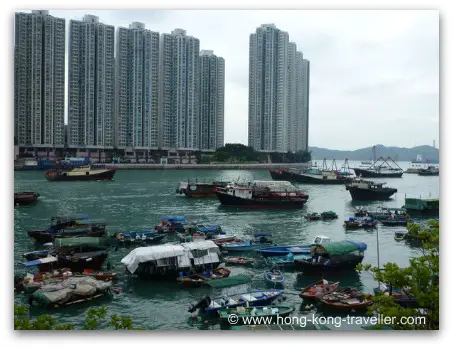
top-left (22, 10), bottom-right (439, 150)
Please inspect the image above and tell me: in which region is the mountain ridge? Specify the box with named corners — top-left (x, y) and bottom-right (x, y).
top-left (308, 144), bottom-right (439, 161)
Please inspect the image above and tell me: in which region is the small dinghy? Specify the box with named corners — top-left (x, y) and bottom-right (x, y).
top-left (264, 270), bottom-right (284, 288)
top-left (223, 256), bottom-right (255, 266)
top-left (299, 279), bottom-right (339, 300)
top-left (321, 288), bottom-right (373, 311)
top-left (188, 289), bottom-right (285, 313)
top-left (177, 268), bottom-right (231, 287)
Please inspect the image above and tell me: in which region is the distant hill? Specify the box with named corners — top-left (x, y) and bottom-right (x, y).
top-left (309, 144), bottom-right (439, 162)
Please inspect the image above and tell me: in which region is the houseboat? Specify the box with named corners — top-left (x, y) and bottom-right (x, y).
top-left (44, 164), bottom-right (116, 182)
top-left (215, 181), bottom-right (309, 209)
top-left (345, 178), bottom-right (397, 200)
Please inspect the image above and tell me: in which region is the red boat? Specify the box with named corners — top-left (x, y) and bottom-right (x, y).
top-left (299, 279), bottom-right (339, 300)
top-left (177, 267), bottom-right (231, 287)
top-left (14, 192), bottom-right (40, 206)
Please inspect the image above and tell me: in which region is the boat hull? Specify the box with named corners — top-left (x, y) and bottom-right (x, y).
top-left (14, 192), bottom-right (40, 206)
top-left (346, 187), bottom-right (397, 200)
top-left (216, 191), bottom-right (307, 209)
top-left (257, 245), bottom-right (311, 257)
top-left (45, 169), bottom-right (116, 182)
top-left (418, 171), bottom-right (439, 176)
top-left (270, 170), bottom-right (349, 184)
top-left (294, 258), bottom-right (364, 275)
top-left (353, 168), bottom-right (403, 178)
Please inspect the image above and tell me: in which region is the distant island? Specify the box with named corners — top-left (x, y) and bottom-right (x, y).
top-left (309, 144), bottom-right (439, 162)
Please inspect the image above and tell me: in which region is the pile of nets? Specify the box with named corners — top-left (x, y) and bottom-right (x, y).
top-left (31, 276), bottom-right (112, 307)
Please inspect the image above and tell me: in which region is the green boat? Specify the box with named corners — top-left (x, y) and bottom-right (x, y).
top-left (403, 197), bottom-right (439, 216)
top-left (218, 305), bottom-right (295, 325)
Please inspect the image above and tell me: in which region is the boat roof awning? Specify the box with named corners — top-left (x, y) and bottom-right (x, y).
top-left (23, 256), bottom-right (58, 267)
top-left (313, 240), bottom-right (367, 256)
top-left (121, 244), bottom-right (187, 273)
top-left (182, 240), bottom-right (219, 251)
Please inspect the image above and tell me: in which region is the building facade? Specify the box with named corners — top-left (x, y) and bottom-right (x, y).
top-left (300, 58), bottom-right (310, 152)
top-left (115, 22), bottom-right (160, 151)
top-left (68, 15), bottom-right (115, 150)
top-left (14, 10), bottom-right (65, 150)
top-left (159, 29), bottom-right (200, 150)
top-left (248, 24), bottom-right (309, 153)
top-left (199, 50), bottom-right (225, 150)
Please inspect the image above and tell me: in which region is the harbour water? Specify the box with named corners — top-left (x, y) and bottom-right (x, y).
top-left (13, 161), bottom-right (439, 330)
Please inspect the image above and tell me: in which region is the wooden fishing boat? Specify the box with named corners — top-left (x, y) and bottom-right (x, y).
top-left (305, 213), bottom-right (321, 221)
top-left (14, 192), bottom-right (40, 206)
top-left (44, 164), bottom-right (116, 182)
top-left (188, 289), bottom-right (285, 313)
top-left (294, 241), bottom-right (367, 275)
top-left (218, 305), bottom-right (295, 324)
top-left (344, 217), bottom-right (377, 229)
top-left (264, 270), bottom-right (284, 287)
top-left (321, 289), bottom-right (373, 311)
top-left (223, 256), bottom-right (255, 266)
top-left (177, 267), bottom-right (231, 287)
top-left (215, 181), bottom-right (309, 209)
top-left (299, 279), bottom-right (340, 300)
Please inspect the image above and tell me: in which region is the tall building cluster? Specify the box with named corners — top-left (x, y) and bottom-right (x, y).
top-left (248, 24), bottom-right (310, 153)
top-left (14, 13), bottom-right (310, 157)
top-left (14, 11), bottom-right (225, 156)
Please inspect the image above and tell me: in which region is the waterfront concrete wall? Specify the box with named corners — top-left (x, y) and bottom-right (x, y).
top-left (104, 163), bottom-right (310, 170)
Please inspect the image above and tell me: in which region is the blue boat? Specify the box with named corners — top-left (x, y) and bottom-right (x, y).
top-left (264, 270), bottom-right (285, 287)
top-left (113, 230), bottom-right (166, 245)
top-left (221, 233), bottom-right (273, 252)
top-left (264, 253), bottom-right (311, 269)
top-left (188, 289), bottom-right (285, 313)
top-left (257, 235), bottom-right (331, 258)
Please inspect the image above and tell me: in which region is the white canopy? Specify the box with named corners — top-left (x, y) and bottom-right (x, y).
top-left (121, 241), bottom-right (221, 274)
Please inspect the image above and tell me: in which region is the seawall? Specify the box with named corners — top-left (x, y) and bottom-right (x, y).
top-left (104, 163), bottom-right (311, 170)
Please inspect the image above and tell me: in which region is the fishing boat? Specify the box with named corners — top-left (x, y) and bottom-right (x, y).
top-left (113, 230), bottom-right (166, 246)
top-left (354, 207), bottom-right (409, 220)
top-left (264, 253), bottom-right (310, 269)
top-left (176, 179), bottom-right (230, 198)
top-left (221, 233), bottom-right (273, 252)
top-left (373, 284), bottom-right (418, 308)
top-left (44, 164), bottom-right (116, 182)
top-left (223, 256), bottom-right (256, 266)
top-left (264, 270), bottom-right (285, 288)
top-left (352, 156), bottom-right (403, 178)
top-left (257, 235), bottom-right (331, 257)
top-left (321, 289), bottom-right (373, 311)
top-left (305, 211), bottom-right (338, 221)
top-left (380, 219), bottom-right (411, 227)
top-left (121, 241), bottom-right (222, 280)
top-left (418, 166), bottom-right (439, 176)
top-left (218, 305), bottom-right (295, 325)
top-left (82, 269), bottom-right (118, 281)
top-left (346, 178), bottom-right (397, 201)
top-left (177, 268), bottom-right (231, 288)
top-left (28, 219), bottom-right (108, 244)
top-left (299, 279), bottom-right (340, 300)
top-left (405, 164), bottom-right (425, 174)
top-left (23, 245), bottom-right (110, 273)
top-left (215, 181), bottom-right (309, 209)
top-left (403, 197), bottom-right (439, 216)
top-left (344, 217), bottom-right (377, 229)
top-left (294, 241), bottom-right (367, 275)
top-left (269, 168), bottom-right (350, 184)
top-left (29, 276), bottom-right (112, 308)
top-left (188, 290), bottom-right (285, 313)
top-left (14, 192), bottom-right (40, 206)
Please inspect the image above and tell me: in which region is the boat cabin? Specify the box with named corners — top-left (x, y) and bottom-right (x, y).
top-left (312, 235), bottom-right (331, 245)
